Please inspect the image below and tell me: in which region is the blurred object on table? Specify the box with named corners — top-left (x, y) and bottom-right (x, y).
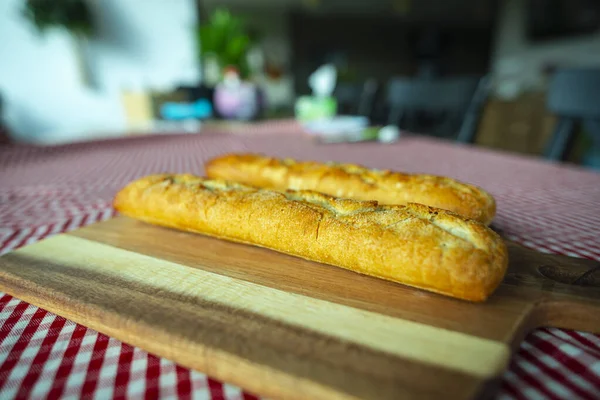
top-left (313, 124), bottom-right (401, 144)
top-left (294, 96), bottom-right (337, 122)
top-left (213, 66), bottom-right (262, 120)
top-left (119, 84), bottom-right (211, 136)
top-left (543, 68), bottom-right (600, 169)
top-left (120, 88), bottom-right (154, 131)
top-left (154, 85), bottom-right (215, 122)
top-left (159, 99), bottom-right (212, 121)
top-left (295, 64), bottom-right (338, 122)
top-left (302, 115), bottom-right (368, 136)
top-left (308, 64), bottom-right (337, 101)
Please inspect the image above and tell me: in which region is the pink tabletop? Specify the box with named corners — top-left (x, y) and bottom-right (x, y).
top-left (1, 120), bottom-right (600, 399)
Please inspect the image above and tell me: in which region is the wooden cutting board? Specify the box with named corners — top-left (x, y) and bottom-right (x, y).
top-left (0, 216), bottom-right (599, 400)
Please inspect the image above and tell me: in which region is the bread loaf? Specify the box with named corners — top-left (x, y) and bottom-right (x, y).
top-left (113, 174), bottom-right (508, 302)
top-left (205, 153), bottom-right (496, 225)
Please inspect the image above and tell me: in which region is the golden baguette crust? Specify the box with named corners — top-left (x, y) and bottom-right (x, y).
top-left (113, 174), bottom-right (508, 302)
top-left (205, 153), bottom-right (496, 225)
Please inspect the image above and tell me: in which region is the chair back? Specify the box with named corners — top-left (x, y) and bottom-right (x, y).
top-left (547, 69), bottom-right (600, 118)
top-left (386, 76), bottom-right (484, 140)
top-left (334, 79), bottom-right (379, 118)
top-left (387, 76), bottom-right (480, 113)
top-left (544, 68), bottom-right (600, 161)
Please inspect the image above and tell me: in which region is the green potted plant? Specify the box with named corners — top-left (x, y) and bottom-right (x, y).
top-left (197, 8), bottom-right (254, 86)
top-left (198, 9), bottom-right (263, 120)
top-left (22, 0), bottom-right (96, 87)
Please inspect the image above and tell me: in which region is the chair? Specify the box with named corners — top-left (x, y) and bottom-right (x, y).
top-left (544, 68), bottom-right (600, 161)
top-left (386, 75), bottom-right (490, 143)
top-left (0, 92), bottom-right (11, 145)
top-left (333, 79), bottom-right (379, 119)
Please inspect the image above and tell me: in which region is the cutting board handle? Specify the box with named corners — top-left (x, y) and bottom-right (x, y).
top-left (504, 241), bottom-right (600, 334)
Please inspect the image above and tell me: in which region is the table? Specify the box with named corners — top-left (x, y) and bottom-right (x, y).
top-left (1, 121), bottom-right (600, 399)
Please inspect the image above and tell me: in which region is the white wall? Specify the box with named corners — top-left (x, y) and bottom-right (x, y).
top-left (0, 0), bottom-right (200, 144)
top-left (492, 0), bottom-right (600, 99)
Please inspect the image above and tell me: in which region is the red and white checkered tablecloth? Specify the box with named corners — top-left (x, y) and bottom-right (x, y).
top-left (1, 121), bottom-right (600, 399)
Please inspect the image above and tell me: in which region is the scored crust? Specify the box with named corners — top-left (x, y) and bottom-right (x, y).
top-left (113, 174), bottom-right (508, 302)
top-left (205, 153), bottom-right (497, 225)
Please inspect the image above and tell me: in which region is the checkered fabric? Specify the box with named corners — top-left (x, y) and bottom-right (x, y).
top-left (1, 121), bottom-right (600, 399)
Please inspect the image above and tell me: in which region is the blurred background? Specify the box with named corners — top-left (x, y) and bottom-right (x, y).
top-left (1, 0), bottom-right (600, 169)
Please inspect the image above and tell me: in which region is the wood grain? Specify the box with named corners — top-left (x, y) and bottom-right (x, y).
top-left (0, 216), bottom-right (599, 400)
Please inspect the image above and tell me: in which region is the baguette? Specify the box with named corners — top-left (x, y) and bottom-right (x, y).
top-left (113, 173), bottom-right (508, 302)
top-left (205, 153), bottom-right (496, 225)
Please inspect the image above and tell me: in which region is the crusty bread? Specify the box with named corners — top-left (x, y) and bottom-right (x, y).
top-left (205, 153), bottom-right (496, 225)
top-left (113, 174), bottom-right (508, 302)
